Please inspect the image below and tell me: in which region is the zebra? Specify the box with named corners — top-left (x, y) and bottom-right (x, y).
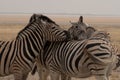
top-left (30, 16), bottom-right (105, 80)
top-left (31, 16), bottom-right (119, 80)
top-left (68, 19), bottom-right (120, 72)
top-left (31, 15), bottom-right (91, 80)
top-left (32, 30), bottom-right (118, 80)
top-left (0, 14), bottom-right (71, 80)
top-left (68, 22), bottom-right (120, 71)
top-left (68, 16), bottom-right (89, 40)
top-left (68, 21), bottom-right (120, 72)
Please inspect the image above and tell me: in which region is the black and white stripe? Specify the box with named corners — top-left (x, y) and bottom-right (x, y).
top-left (33, 31), bottom-right (117, 80)
top-left (31, 17), bottom-right (115, 80)
top-left (31, 16), bottom-right (118, 80)
top-left (0, 14), bottom-right (70, 80)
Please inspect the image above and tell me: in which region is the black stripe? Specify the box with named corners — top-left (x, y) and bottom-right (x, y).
top-left (82, 57), bottom-right (89, 65)
top-left (100, 45), bottom-right (109, 50)
top-left (19, 37), bottom-right (31, 68)
top-left (0, 42), bottom-right (5, 48)
top-left (0, 42), bottom-right (9, 61)
top-left (65, 43), bottom-right (73, 73)
top-left (28, 28), bottom-right (39, 51)
top-left (87, 62), bottom-right (94, 68)
top-left (69, 43), bottom-right (81, 72)
top-left (4, 41), bottom-right (13, 73)
top-left (94, 53), bottom-right (109, 57)
top-left (86, 43), bottom-right (100, 49)
top-left (23, 36), bottom-right (33, 62)
top-left (9, 40), bottom-right (17, 67)
top-left (75, 52), bottom-right (84, 70)
top-left (25, 35), bottom-right (36, 58)
top-left (74, 42), bottom-right (86, 70)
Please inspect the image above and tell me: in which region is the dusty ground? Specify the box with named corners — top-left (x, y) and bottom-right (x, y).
top-left (0, 14), bottom-right (120, 80)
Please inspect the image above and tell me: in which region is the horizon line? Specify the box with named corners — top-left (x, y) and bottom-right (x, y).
top-left (0, 12), bottom-right (120, 17)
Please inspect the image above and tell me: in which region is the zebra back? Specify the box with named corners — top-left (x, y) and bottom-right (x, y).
top-left (31, 31), bottom-right (118, 80)
top-left (86, 31), bottom-right (116, 66)
top-left (31, 16), bottom-right (119, 80)
top-left (17, 14), bottom-right (70, 42)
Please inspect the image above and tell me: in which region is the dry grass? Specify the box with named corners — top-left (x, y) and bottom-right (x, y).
top-left (0, 15), bottom-right (120, 80)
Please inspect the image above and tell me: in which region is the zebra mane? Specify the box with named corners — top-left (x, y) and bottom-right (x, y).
top-left (16, 14), bottom-right (39, 39)
top-left (39, 15), bottom-right (56, 24)
top-left (16, 14), bottom-right (57, 39)
top-left (16, 25), bottom-right (29, 39)
top-left (89, 31), bottom-right (111, 41)
top-left (29, 14), bottom-right (56, 24)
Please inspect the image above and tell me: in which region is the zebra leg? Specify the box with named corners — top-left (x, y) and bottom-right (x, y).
top-left (61, 74), bottom-right (71, 80)
top-left (23, 73), bottom-right (29, 80)
top-left (49, 71), bottom-right (60, 80)
top-left (104, 64), bottom-right (113, 80)
top-left (11, 63), bottom-right (29, 80)
top-left (13, 72), bottom-right (22, 80)
top-left (66, 76), bottom-right (71, 80)
top-left (40, 68), bottom-right (49, 80)
top-left (36, 63), bottom-right (49, 80)
top-left (37, 66), bottom-right (45, 80)
top-left (13, 71), bottom-right (29, 80)
top-left (94, 66), bottom-right (110, 80)
top-left (95, 75), bottom-right (108, 80)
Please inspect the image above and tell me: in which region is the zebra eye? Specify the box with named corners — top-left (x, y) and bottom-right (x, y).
top-left (75, 26), bottom-right (78, 28)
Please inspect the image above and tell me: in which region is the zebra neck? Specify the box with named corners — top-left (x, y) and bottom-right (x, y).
top-left (16, 25), bottom-right (45, 58)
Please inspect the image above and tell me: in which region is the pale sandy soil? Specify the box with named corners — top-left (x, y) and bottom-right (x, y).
top-left (0, 14), bottom-right (120, 80)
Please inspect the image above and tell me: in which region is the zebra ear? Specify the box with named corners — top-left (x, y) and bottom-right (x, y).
top-left (78, 16), bottom-right (83, 23)
top-left (29, 14), bottom-right (40, 22)
top-left (29, 14), bottom-right (37, 22)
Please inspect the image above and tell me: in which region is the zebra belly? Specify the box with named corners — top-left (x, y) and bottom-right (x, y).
top-left (65, 66), bottom-right (92, 78)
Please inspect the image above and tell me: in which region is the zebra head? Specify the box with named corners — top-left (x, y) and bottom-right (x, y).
top-left (29, 14), bottom-right (71, 41)
top-left (68, 16), bottom-right (89, 40)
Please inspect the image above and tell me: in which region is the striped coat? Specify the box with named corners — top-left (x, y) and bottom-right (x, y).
top-left (0, 14), bottom-right (70, 80)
